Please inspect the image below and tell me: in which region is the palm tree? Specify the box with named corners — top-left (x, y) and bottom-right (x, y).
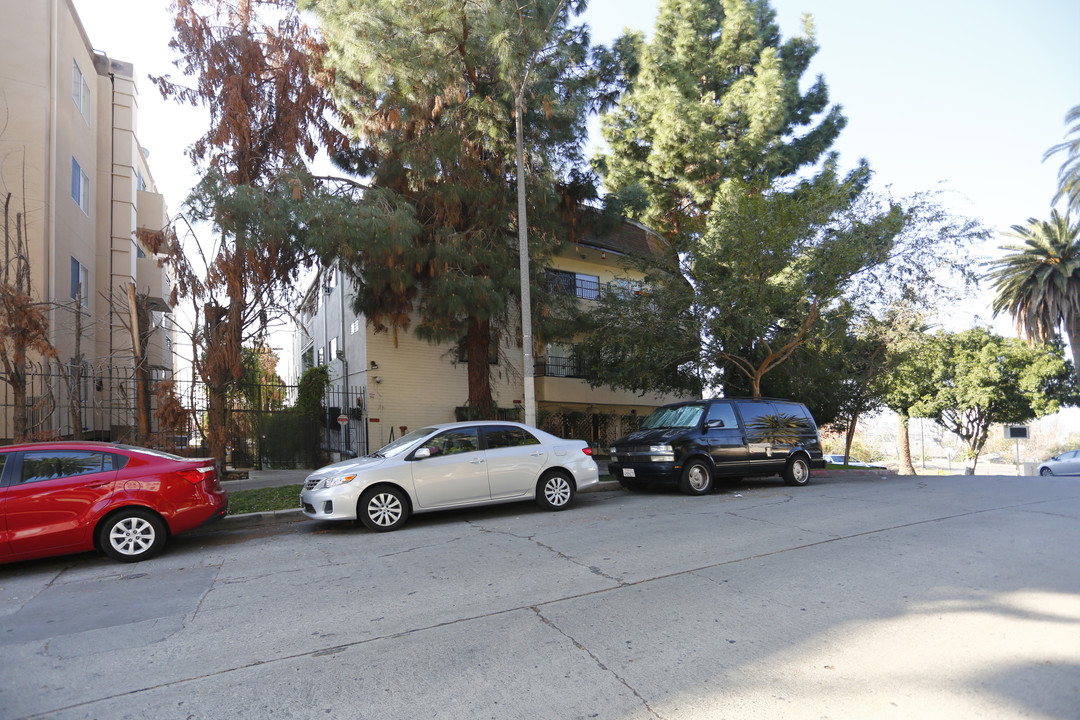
top-left (1045, 104), bottom-right (1080, 212)
top-left (988, 210), bottom-right (1080, 388)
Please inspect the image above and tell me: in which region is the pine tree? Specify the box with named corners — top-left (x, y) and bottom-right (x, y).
top-left (597, 0), bottom-right (846, 242)
top-left (301, 0), bottom-right (597, 418)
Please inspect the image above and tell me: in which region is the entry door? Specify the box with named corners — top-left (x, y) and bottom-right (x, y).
top-left (5, 450), bottom-right (118, 556)
top-left (704, 402), bottom-right (747, 476)
top-left (0, 454), bottom-right (10, 558)
top-left (737, 401), bottom-right (789, 474)
top-left (410, 427), bottom-right (490, 508)
top-left (483, 426), bottom-right (548, 499)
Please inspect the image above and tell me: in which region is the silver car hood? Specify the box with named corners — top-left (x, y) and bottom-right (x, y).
top-left (306, 455), bottom-right (388, 479)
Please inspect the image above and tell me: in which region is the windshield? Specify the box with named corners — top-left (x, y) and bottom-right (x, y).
top-left (642, 404), bottom-right (704, 429)
top-left (375, 428), bottom-right (436, 458)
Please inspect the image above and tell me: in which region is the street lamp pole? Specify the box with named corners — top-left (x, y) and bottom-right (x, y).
top-left (514, 0), bottom-right (566, 429)
top-left (515, 93), bottom-right (537, 427)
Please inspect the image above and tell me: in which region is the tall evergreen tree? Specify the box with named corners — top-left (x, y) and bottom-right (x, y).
top-left (586, 0), bottom-right (983, 399)
top-left (597, 0), bottom-right (847, 243)
top-left (300, 0), bottom-right (597, 418)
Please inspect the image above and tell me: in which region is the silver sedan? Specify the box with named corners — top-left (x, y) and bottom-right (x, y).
top-left (1037, 449), bottom-right (1080, 476)
top-left (300, 421), bottom-right (600, 531)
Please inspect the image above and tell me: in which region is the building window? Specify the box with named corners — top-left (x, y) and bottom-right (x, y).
top-left (546, 269), bottom-right (599, 300)
top-left (350, 318), bottom-right (360, 335)
top-left (317, 347), bottom-right (325, 365)
top-left (70, 257), bottom-right (88, 307)
top-left (301, 345), bottom-right (314, 372)
top-left (71, 157), bottom-right (89, 214)
top-left (72, 60), bottom-right (90, 123)
top-left (457, 332), bottom-right (499, 365)
top-left (329, 336), bottom-right (338, 361)
top-left (136, 169), bottom-right (146, 192)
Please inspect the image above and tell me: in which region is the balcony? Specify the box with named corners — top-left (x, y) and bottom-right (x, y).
top-left (546, 271), bottom-right (639, 302)
top-left (535, 355), bottom-right (590, 379)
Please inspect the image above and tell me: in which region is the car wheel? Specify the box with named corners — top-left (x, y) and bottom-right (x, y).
top-left (783, 456), bottom-right (811, 486)
top-left (358, 486), bottom-right (409, 531)
top-left (1040, 467), bottom-right (1053, 476)
top-left (98, 509), bottom-right (167, 563)
top-left (679, 459), bottom-right (714, 496)
top-left (536, 471), bottom-right (575, 511)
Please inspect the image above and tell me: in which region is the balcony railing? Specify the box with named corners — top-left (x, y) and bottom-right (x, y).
top-left (535, 356), bottom-right (591, 379)
top-left (546, 272), bottom-right (638, 302)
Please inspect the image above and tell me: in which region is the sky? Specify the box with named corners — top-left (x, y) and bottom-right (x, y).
top-left (71, 0), bottom-right (1080, 340)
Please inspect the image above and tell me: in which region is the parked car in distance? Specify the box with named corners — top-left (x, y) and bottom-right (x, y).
top-left (0, 441), bottom-right (227, 564)
top-left (1037, 449), bottom-right (1080, 476)
top-left (608, 397), bottom-right (826, 495)
top-left (823, 454), bottom-right (887, 470)
top-left (300, 421), bottom-right (599, 531)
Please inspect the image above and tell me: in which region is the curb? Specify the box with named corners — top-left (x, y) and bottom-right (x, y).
top-left (199, 479), bottom-right (627, 533)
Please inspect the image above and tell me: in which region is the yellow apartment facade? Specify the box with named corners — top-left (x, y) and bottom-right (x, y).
top-left (296, 221), bottom-right (691, 456)
top-left (0, 0), bottom-right (173, 442)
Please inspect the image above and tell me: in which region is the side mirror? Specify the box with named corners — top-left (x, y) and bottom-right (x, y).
top-left (414, 447), bottom-right (432, 460)
top-left (705, 419), bottom-right (725, 429)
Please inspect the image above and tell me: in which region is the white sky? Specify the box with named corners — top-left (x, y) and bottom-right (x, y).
top-left (72, 0), bottom-right (1080, 342)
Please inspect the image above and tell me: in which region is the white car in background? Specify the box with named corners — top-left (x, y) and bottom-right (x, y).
top-left (300, 421), bottom-right (599, 531)
top-left (823, 454), bottom-right (887, 470)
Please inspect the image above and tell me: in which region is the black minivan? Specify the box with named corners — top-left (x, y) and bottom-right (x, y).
top-left (608, 397), bottom-right (826, 495)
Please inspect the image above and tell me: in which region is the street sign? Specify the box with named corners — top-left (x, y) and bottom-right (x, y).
top-left (337, 414), bottom-right (349, 426)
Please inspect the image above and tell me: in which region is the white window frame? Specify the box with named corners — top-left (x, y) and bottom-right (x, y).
top-left (72, 59), bottom-right (90, 124)
top-left (71, 157), bottom-right (89, 214)
top-left (70, 257), bottom-right (89, 307)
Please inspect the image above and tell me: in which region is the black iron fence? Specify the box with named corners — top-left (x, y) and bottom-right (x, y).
top-left (0, 366), bottom-right (368, 469)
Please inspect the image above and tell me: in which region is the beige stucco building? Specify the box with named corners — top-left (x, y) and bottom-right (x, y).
top-left (0, 0), bottom-right (173, 441)
top-left (295, 221), bottom-right (691, 455)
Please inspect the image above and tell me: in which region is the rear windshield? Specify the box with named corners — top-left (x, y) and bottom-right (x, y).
top-left (642, 404), bottom-right (704, 429)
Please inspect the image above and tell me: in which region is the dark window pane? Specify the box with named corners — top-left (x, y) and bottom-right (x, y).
top-left (21, 451), bottom-right (108, 484)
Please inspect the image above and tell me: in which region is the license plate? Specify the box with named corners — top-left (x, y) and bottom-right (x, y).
top-left (623, 468), bottom-right (636, 478)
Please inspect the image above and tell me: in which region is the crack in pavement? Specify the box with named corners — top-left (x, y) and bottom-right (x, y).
top-left (378, 534), bottom-right (467, 558)
top-left (532, 606), bottom-right (665, 720)
top-left (469, 521), bottom-right (628, 585)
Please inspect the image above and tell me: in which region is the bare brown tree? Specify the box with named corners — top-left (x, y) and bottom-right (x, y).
top-left (152, 0), bottom-right (344, 465)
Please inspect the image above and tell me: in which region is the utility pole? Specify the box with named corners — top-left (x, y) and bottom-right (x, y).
top-left (514, 0), bottom-right (566, 428)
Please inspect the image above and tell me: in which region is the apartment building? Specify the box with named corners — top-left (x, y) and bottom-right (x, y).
top-left (295, 221), bottom-right (690, 455)
top-left (0, 0), bottom-right (173, 441)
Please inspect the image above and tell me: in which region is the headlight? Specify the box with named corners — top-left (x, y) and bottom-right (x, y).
top-left (323, 474), bottom-right (357, 489)
top-left (648, 444), bottom-right (675, 462)
top-left (609, 447), bottom-right (618, 454)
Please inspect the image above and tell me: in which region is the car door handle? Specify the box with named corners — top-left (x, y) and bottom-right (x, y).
top-left (469, 458), bottom-right (485, 465)
top-left (86, 481), bottom-right (112, 488)
top-left (530, 451), bottom-right (545, 457)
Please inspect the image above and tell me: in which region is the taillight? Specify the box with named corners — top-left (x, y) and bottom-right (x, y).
top-left (582, 447), bottom-right (593, 456)
top-left (177, 465), bottom-right (217, 484)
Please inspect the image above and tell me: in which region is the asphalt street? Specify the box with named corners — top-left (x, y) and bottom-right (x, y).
top-left (1, 471), bottom-right (1078, 719)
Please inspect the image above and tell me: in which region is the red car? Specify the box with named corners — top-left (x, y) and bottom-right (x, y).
top-left (0, 441), bottom-right (227, 564)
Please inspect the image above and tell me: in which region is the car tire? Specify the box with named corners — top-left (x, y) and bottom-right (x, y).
top-left (536, 471), bottom-right (575, 511)
top-left (1040, 467), bottom-right (1053, 476)
top-left (358, 486), bottom-right (409, 531)
top-left (98, 508), bottom-right (167, 563)
top-left (679, 459), bottom-right (714, 496)
top-left (783, 455), bottom-right (811, 486)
